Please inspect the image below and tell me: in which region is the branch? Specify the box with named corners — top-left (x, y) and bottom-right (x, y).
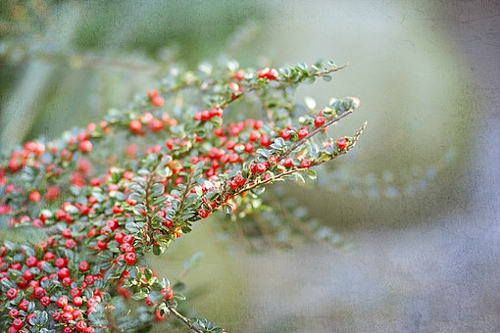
top-left (167, 305), bottom-right (204, 333)
top-left (278, 109), bottom-right (354, 162)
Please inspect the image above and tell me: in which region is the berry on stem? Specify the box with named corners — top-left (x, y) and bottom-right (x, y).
top-left (0, 57), bottom-right (363, 333)
top-left (336, 137), bottom-right (349, 150)
top-left (79, 140), bottom-right (92, 153)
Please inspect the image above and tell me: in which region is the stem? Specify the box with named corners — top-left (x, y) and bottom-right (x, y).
top-left (175, 167), bottom-right (195, 221)
top-left (216, 62), bottom-right (350, 111)
top-left (312, 62), bottom-right (350, 77)
top-left (278, 109), bottom-right (354, 162)
top-left (232, 121), bottom-right (367, 199)
top-left (167, 305), bottom-right (204, 333)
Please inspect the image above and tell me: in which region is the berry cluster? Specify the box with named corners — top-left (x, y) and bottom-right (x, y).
top-left (0, 59), bottom-right (365, 332)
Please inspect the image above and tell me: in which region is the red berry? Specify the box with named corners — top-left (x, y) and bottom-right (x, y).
top-left (198, 208), bottom-right (210, 219)
top-left (25, 255), bottom-right (38, 267)
top-left (258, 162), bottom-right (268, 173)
top-left (209, 107), bottom-right (223, 117)
top-left (314, 115), bottom-right (326, 128)
top-left (147, 89), bottom-right (158, 98)
top-left (40, 296), bottom-right (51, 307)
top-left (112, 205), bottom-right (123, 214)
top-left (79, 140), bottom-right (92, 153)
top-left (33, 286), bottom-right (45, 299)
top-left (124, 252), bottom-right (137, 265)
top-left (19, 299), bottom-right (29, 311)
top-left (28, 190), bottom-right (41, 202)
top-left (105, 218), bottom-right (119, 230)
top-left (84, 275), bottom-right (95, 285)
top-left (162, 219), bottom-right (173, 229)
top-left (297, 126), bottom-right (309, 139)
top-left (61, 228), bottom-right (72, 239)
top-left (228, 82), bottom-right (240, 92)
top-left (73, 296), bottom-right (83, 307)
top-left (70, 288), bottom-right (81, 298)
top-left (55, 257), bottom-right (67, 268)
top-left (60, 311), bottom-right (73, 323)
top-left (129, 120), bottom-right (142, 133)
top-left (65, 239), bottom-right (77, 249)
top-left (114, 232), bottom-right (125, 244)
top-left (145, 297), bottom-right (154, 307)
top-left (193, 111), bottom-right (202, 121)
top-left (147, 118), bottom-right (164, 132)
top-left (12, 318), bottom-right (23, 330)
top-left (249, 130), bottom-right (261, 142)
top-left (260, 135), bottom-right (271, 147)
top-left (6, 288), bottom-right (18, 299)
top-left (336, 137), bottom-right (349, 150)
top-left (58, 267), bottom-right (71, 280)
top-left (10, 262), bottom-right (22, 270)
top-left (155, 309), bottom-right (166, 322)
top-left (300, 159), bottom-right (312, 168)
top-left (52, 311), bottom-right (61, 321)
top-left (75, 320), bottom-right (88, 332)
top-left (257, 67), bottom-right (279, 80)
top-left (161, 286), bottom-right (173, 300)
top-left (120, 242), bottom-right (134, 253)
top-left (280, 129), bottom-right (291, 140)
top-left (233, 69), bottom-right (245, 81)
top-left (79, 261), bottom-right (89, 272)
top-left (122, 235), bottom-right (134, 244)
top-left (8, 308), bottom-right (19, 317)
top-left (151, 95), bottom-right (165, 107)
top-left (72, 308), bottom-right (83, 319)
top-left (23, 270), bottom-right (34, 281)
top-left (57, 296), bottom-right (69, 308)
top-left (284, 157), bottom-right (294, 168)
top-left (244, 142), bottom-right (254, 153)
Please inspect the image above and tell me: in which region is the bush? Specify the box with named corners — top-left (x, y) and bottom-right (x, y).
top-left (0, 57), bottom-right (365, 332)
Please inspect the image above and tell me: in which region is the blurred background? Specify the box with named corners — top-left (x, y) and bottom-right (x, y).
top-left (1, 0), bottom-right (499, 332)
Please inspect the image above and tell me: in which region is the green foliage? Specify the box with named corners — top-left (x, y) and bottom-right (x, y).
top-left (0, 51), bottom-right (365, 332)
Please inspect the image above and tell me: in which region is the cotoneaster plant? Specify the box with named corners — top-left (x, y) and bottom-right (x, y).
top-left (0, 58), bottom-right (366, 333)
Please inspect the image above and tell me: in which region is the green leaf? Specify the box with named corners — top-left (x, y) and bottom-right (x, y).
top-left (252, 186), bottom-right (265, 195)
top-left (322, 75), bottom-right (332, 82)
top-left (152, 195), bottom-right (168, 206)
top-left (150, 183), bottom-right (164, 197)
top-left (304, 96), bottom-right (316, 110)
top-left (223, 205), bottom-right (233, 214)
top-left (256, 148), bottom-right (270, 158)
top-left (183, 252), bottom-right (203, 272)
top-left (295, 172), bottom-right (306, 183)
top-left (306, 169), bottom-right (317, 179)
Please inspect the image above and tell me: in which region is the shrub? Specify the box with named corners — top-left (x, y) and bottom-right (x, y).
top-left (0, 57), bottom-right (365, 332)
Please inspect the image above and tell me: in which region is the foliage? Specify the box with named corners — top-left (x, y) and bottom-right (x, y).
top-left (0, 54), bottom-right (365, 333)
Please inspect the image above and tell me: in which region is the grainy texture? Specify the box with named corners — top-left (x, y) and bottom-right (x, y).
top-left (241, 1), bottom-right (500, 332)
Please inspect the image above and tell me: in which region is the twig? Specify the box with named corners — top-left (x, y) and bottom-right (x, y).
top-left (278, 109), bottom-right (354, 162)
top-left (167, 305), bottom-right (204, 333)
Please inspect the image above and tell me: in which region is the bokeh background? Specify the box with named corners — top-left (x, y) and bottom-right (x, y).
top-left (1, 1), bottom-right (499, 332)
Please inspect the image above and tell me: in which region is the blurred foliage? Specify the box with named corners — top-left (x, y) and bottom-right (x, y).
top-left (0, 0), bottom-right (265, 145)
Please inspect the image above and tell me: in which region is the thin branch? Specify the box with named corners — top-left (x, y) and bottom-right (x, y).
top-left (278, 109), bottom-right (354, 162)
top-left (231, 121), bottom-right (367, 198)
top-left (167, 305), bottom-right (204, 333)
top-left (174, 167), bottom-right (195, 221)
top-left (312, 62), bottom-right (350, 77)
